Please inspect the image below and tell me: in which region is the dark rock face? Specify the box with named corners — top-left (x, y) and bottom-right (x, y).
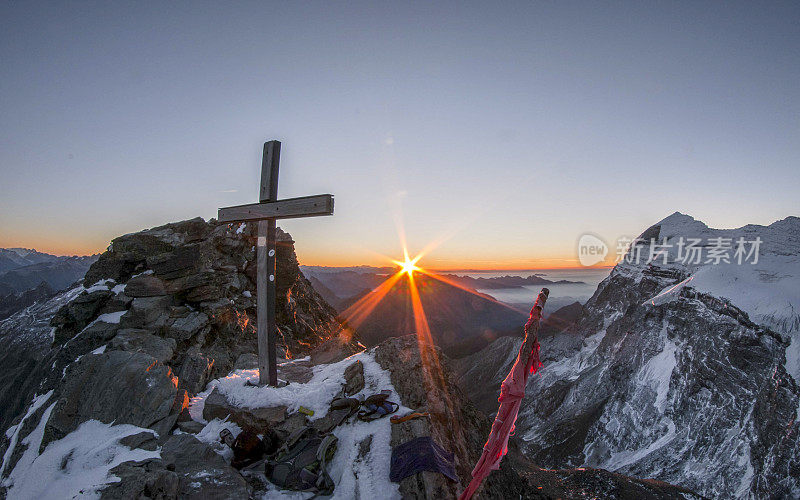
top-left (176, 347), bottom-right (214, 395)
top-left (343, 359), bottom-right (365, 396)
top-left (457, 214), bottom-right (800, 499)
top-left (0, 217), bottom-right (351, 497)
top-left (124, 274), bottom-right (167, 297)
top-left (108, 329), bottom-right (176, 363)
top-left (51, 289), bottom-right (115, 343)
top-left (100, 459), bottom-right (180, 499)
top-left (160, 434), bottom-right (251, 498)
top-left (0, 285), bottom-right (84, 434)
top-left (100, 434), bottom-right (250, 500)
top-left (45, 351), bottom-right (178, 445)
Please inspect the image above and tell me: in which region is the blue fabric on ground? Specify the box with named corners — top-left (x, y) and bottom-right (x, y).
top-left (390, 436), bottom-right (457, 482)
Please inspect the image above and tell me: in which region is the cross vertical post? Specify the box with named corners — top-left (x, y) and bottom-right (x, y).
top-left (217, 139), bottom-right (334, 387)
top-left (258, 141), bottom-right (280, 386)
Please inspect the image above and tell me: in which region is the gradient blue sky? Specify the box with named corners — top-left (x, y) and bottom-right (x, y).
top-left (1, 1), bottom-right (798, 268)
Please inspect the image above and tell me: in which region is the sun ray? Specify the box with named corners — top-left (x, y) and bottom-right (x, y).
top-left (406, 271), bottom-right (458, 419)
top-left (338, 270), bottom-right (405, 332)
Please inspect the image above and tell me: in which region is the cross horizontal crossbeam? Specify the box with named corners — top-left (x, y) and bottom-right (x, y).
top-left (218, 194), bottom-right (334, 223)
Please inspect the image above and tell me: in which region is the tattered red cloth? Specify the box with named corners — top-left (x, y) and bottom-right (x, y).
top-left (458, 289), bottom-right (547, 500)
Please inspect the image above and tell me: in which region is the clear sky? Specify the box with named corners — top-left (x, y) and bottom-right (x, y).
top-left (1, 1), bottom-right (798, 269)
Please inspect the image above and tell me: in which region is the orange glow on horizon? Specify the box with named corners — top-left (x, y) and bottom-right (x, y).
top-left (297, 250), bottom-right (615, 271)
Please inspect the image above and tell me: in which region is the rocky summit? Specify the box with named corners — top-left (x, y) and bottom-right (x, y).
top-left (0, 218), bottom-right (355, 494)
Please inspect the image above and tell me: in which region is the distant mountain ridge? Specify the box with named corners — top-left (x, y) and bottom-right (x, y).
top-left (0, 256), bottom-right (98, 293)
top-left (0, 249), bottom-right (99, 320)
top-left (302, 266), bottom-right (583, 311)
top-left (442, 273), bottom-right (584, 290)
top-left (0, 248), bottom-right (61, 273)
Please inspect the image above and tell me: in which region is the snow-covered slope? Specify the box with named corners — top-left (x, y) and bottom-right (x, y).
top-left (633, 213), bottom-right (800, 356)
top-left (0, 285), bottom-right (86, 432)
top-left (458, 213), bottom-right (800, 499)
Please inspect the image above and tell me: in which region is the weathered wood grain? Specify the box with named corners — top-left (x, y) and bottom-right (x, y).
top-left (218, 194), bottom-right (334, 223)
top-left (260, 140), bottom-right (280, 203)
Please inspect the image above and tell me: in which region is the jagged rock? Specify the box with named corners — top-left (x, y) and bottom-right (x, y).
top-left (160, 433), bottom-right (250, 498)
top-left (177, 347), bottom-right (214, 395)
top-left (149, 389), bottom-right (190, 443)
top-left (179, 271), bottom-right (226, 303)
top-left (108, 329), bottom-right (176, 363)
top-left (310, 336), bottom-right (363, 364)
top-left (119, 296), bottom-right (171, 329)
top-left (125, 274), bottom-right (167, 297)
top-left (166, 311), bottom-right (208, 343)
top-left (234, 353), bottom-right (258, 370)
top-left (148, 245), bottom-right (202, 280)
top-left (358, 435), bottom-right (373, 459)
top-left (119, 431), bottom-right (159, 451)
top-left (85, 234), bottom-right (174, 286)
top-left (202, 387), bottom-right (287, 432)
top-left (45, 351), bottom-right (177, 445)
top-left (69, 320), bottom-right (120, 349)
top-left (100, 459), bottom-right (180, 500)
top-left (343, 359), bottom-right (365, 396)
top-left (51, 289), bottom-right (114, 343)
top-left (101, 292), bottom-right (132, 314)
top-left (177, 420), bottom-right (206, 434)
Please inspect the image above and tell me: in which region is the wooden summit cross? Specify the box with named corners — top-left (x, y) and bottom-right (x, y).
top-left (218, 140), bottom-right (334, 386)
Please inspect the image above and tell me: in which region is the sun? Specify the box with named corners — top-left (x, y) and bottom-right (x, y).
top-left (400, 258), bottom-right (418, 275)
top-left (393, 252), bottom-right (421, 276)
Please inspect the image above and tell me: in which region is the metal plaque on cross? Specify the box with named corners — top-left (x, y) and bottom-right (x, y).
top-left (218, 140), bottom-right (334, 386)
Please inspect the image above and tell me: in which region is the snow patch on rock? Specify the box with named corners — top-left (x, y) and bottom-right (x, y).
top-left (5, 419), bottom-right (159, 499)
top-left (0, 390), bottom-right (53, 477)
top-left (635, 327), bottom-right (678, 413)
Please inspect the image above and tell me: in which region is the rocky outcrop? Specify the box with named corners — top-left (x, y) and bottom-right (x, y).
top-left (0, 217), bottom-right (353, 496)
top-left (100, 434), bottom-right (250, 500)
top-left (203, 388), bottom-right (288, 431)
top-left (107, 329), bottom-right (176, 363)
top-left (44, 351), bottom-right (178, 445)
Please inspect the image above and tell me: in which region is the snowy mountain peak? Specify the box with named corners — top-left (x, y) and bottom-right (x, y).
top-left (459, 212), bottom-right (800, 499)
top-left (617, 213), bottom-right (800, 344)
